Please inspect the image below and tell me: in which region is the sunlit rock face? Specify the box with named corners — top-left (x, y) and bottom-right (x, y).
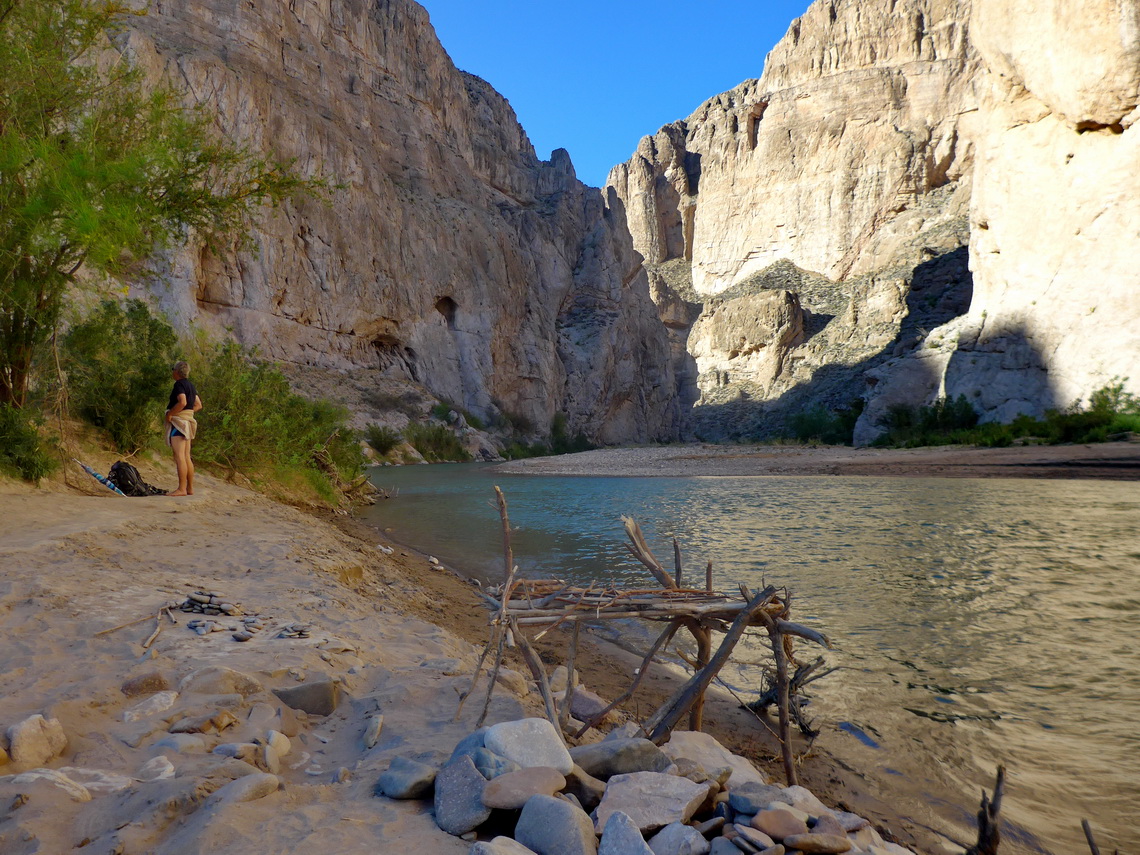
top-left (608, 0), bottom-right (982, 439)
top-left (123, 0), bottom-right (679, 443)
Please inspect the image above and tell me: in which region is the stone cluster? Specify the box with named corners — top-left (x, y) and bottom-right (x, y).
top-left (277, 622), bottom-right (313, 640)
top-left (172, 590), bottom-right (244, 617)
top-left (375, 717), bottom-right (913, 855)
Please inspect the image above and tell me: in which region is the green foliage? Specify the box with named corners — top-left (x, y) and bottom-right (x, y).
top-left (430, 399), bottom-right (485, 430)
top-left (0, 0), bottom-right (316, 407)
top-left (402, 423), bottom-right (471, 463)
top-left (191, 341), bottom-right (363, 489)
top-left (0, 403), bottom-right (56, 481)
top-left (874, 395), bottom-right (979, 447)
top-left (789, 399), bottom-right (865, 445)
top-left (63, 299), bottom-right (177, 451)
top-left (365, 389), bottom-right (423, 418)
top-left (549, 412), bottom-right (593, 455)
top-left (364, 424), bottom-right (402, 456)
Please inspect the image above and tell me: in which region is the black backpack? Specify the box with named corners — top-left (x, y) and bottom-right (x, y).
top-left (109, 461), bottom-right (167, 497)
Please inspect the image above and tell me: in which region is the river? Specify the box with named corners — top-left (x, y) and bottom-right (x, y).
top-left (361, 463), bottom-right (1140, 853)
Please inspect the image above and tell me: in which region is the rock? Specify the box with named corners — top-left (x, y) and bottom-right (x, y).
top-left (727, 783), bottom-right (790, 816)
top-left (363, 714), bottom-right (384, 748)
top-left (376, 755), bottom-right (437, 800)
top-left (482, 766), bottom-right (566, 810)
top-left (708, 840), bottom-right (739, 855)
top-left (598, 810), bottom-right (653, 855)
top-left (258, 742), bottom-right (280, 774)
top-left (449, 727), bottom-right (488, 762)
top-left (780, 834), bottom-right (852, 854)
top-left (0, 768), bottom-right (90, 801)
top-left (7, 715), bottom-right (67, 769)
top-left (515, 793), bottom-right (598, 855)
top-left (494, 667), bottom-right (530, 696)
top-left (647, 821), bottom-right (711, 855)
top-left (272, 679), bottom-right (340, 716)
top-left (461, 747), bottom-right (521, 780)
top-left (121, 672), bottom-right (171, 697)
top-left (472, 838), bottom-right (540, 855)
top-left (604, 723), bottom-right (643, 741)
top-left (563, 764), bottom-right (607, 811)
top-left (433, 755), bottom-right (491, 835)
top-left (662, 732), bottom-right (765, 788)
top-left (671, 757), bottom-right (709, 784)
top-left (334, 766), bottom-right (351, 783)
top-left (179, 666), bottom-right (264, 697)
top-left (212, 742), bottom-right (258, 762)
top-left (58, 766), bottom-right (133, 794)
top-left (693, 817), bottom-right (725, 838)
top-left (751, 807), bottom-right (809, 841)
top-left (809, 814), bottom-right (846, 837)
top-left (831, 811), bottom-right (870, 833)
top-left (149, 733), bottom-right (206, 754)
top-left (733, 825), bottom-right (776, 850)
top-left (245, 701), bottom-right (300, 738)
top-left (137, 756), bottom-right (175, 781)
top-left (780, 786), bottom-right (828, 816)
top-left (594, 772), bottom-right (710, 833)
top-left (570, 738), bottom-right (673, 780)
top-left (484, 718), bottom-right (573, 775)
top-left (207, 772), bottom-right (280, 805)
top-left (123, 690), bottom-right (179, 723)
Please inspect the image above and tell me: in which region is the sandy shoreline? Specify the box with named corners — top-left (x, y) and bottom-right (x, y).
top-left (492, 441), bottom-right (1140, 481)
top-left (0, 451), bottom-right (1011, 853)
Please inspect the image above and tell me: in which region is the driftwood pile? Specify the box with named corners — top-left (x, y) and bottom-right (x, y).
top-left (460, 487), bottom-right (831, 785)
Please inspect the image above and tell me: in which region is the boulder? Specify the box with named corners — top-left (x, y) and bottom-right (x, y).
top-left (121, 671), bottom-right (171, 697)
top-left (433, 755), bottom-right (491, 835)
top-left (661, 732), bottom-right (765, 788)
top-left (647, 821), bottom-right (711, 855)
top-left (570, 738), bottom-right (672, 780)
top-left (484, 718), bottom-right (573, 775)
top-left (179, 666), bottom-right (264, 697)
top-left (7, 714), bottom-right (67, 769)
top-left (515, 793), bottom-right (598, 855)
top-left (598, 810), bottom-right (653, 855)
top-left (272, 679), bottom-right (340, 716)
top-left (207, 772), bottom-right (281, 805)
top-left (482, 766), bottom-right (566, 810)
top-left (727, 782), bottom-right (790, 816)
top-left (594, 772), bottom-right (709, 833)
top-left (751, 807), bottom-right (809, 840)
top-left (123, 691), bottom-right (179, 723)
top-left (376, 755), bottom-right (437, 800)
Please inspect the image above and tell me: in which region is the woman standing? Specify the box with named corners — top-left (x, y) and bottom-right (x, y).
top-left (165, 361), bottom-right (203, 496)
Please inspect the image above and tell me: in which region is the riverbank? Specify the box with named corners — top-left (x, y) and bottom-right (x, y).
top-left (0, 467), bottom-right (940, 853)
top-left (492, 441), bottom-right (1140, 480)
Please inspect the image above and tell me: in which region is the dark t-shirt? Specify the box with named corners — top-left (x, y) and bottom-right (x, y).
top-left (168, 378), bottom-right (198, 413)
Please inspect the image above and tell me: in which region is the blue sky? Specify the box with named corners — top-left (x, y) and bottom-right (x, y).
top-left (419, 1), bottom-right (812, 188)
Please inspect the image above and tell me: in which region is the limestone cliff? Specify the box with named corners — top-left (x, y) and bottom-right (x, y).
top-left (122, 0), bottom-right (679, 444)
top-left (608, 0), bottom-right (982, 439)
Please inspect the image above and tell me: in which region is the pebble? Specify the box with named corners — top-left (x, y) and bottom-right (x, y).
top-left (375, 755), bottom-right (437, 799)
top-left (266, 730), bottom-right (291, 757)
top-left (334, 766), bottom-right (351, 783)
top-left (278, 622), bottom-right (313, 639)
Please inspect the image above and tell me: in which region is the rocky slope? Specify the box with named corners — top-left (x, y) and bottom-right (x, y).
top-left (121, 0), bottom-right (679, 445)
top-left (609, 0), bottom-right (1139, 442)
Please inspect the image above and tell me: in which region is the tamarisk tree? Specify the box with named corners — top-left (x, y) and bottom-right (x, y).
top-left (0, 0), bottom-right (312, 407)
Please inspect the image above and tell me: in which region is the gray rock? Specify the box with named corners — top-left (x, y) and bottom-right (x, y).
top-left (604, 722), bottom-right (643, 741)
top-left (433, 755), bottom-right (490, 835)
top-left (149, 733), bottom-right (206, 754)
top-left (121, 671), bottom-right (171, 697)
top-left (272, 679), bottom-right (340, 716)
top-left (599, 810), bottom-right (653, 855)
top-left (468, 747), bottom-right (522, 780)
top-left (727, 783), bottom-right (790, 816)
top-left (709, 840), bottom-right (739, 855)
top-left (376, 755), bottom-right (437, 799)
top-left (809, 813), bottom-right (846, 837)
top-left (207, 772), bottom-right (280, 804)
top-left (733, 825), bottom-right (776, 850)
top-left (570, 738), bottom-right (672, 780)
top-left (515, 793), bottom-right (598, 855)
top-left (564, 764), bottom-right (607, 810)
top-left (595, 772), bottom-right (709, 833)
top-left (481, 766), bottom-right (565, 810)
top-left (647, 822), bottom-right (711, 855)
top-left (693, 817), bottom-right (726, 837)
top-left (471, 838), bottom-right (539, 855)
top-left (179, 666), bottom-right (264, 697)
top-left (449, 727), bottom-right (489, 763)
top-left (781, 833), bottom-right (852, 853)
top-left (485, 718), bottom-right (573, 775)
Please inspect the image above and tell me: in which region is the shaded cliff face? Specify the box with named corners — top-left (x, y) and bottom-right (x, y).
top-left (123, 0), bottom-right (678, 444)
top-left (608, 0), bottom-right (981, 439)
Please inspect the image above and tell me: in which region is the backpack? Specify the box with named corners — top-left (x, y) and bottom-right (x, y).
top-left (109, 461), bottom-right (167, 497)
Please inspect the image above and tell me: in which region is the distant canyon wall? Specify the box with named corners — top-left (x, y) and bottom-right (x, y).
top-left (609, 0), bottom-right (1140, 442)
top-left (123, 0), bottom-right (679, 444)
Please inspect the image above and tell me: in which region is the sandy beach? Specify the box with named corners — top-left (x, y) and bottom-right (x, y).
top-left (10, 440), bottom-right (1135, 852)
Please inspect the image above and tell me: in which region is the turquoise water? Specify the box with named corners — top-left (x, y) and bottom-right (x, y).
top-left (362, 463), bottom-right (1140, 853)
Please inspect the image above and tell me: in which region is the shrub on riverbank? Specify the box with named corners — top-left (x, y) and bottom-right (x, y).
top-left (788, 399), bottom-right (864, 445)
top-left (364, 424), bottom-right (403, 456)
top-left (403, 422), bottom-right (471, 462)
top-left (0, 404), bottom-right (56, 481)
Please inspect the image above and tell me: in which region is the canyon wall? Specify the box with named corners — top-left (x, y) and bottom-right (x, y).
top-left (122, 0), bottom-right (679, 444)
top-left (610, 0), bottom-right (1140, 443)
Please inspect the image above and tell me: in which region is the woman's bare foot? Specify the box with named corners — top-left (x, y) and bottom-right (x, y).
top-left (167, 490), bottom-right (188, 497)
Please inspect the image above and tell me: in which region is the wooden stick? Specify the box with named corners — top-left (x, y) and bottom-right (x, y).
top-left (646, 586), bottom-right (778, 743)
top-left (622, 516), bottom-right (677, 589)
top-left (965, 766), bottom-right (1005, 855)
top-left (558, 623), bottom-right (580, 732)
top-left (476, 625), bottom-right (508, 727)
top-left (141, 612), bottom-right (164, 649)
top-left (673, 538), bottom-right (683, 589)
top-left (573, 621), bottom-right (681, 738)
top-left (1082, 820), bottom-right (1100, 855)
top-left (494, 486), bottom-right (513, 583)
top-left (758, 611), bottom-right (797, 785)
top-left (689, 621), bottom-right (712, 731)
top-left (95, 613), bottom-right (161, 636)
top-left (455, 635), bottom-right (497, 720)
top-left (510, 617), bottom-right (563, 744)
top-left (706, 560), bottom-right (713, 593)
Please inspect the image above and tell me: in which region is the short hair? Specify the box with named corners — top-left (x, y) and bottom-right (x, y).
top-left (173, 361), bottom-right (190, 378)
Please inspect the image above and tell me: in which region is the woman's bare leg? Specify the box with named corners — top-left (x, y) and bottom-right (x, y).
top-left (186, 442), bottom-right (195, 495)
top-left (169, 436), bottom-right (189, 496)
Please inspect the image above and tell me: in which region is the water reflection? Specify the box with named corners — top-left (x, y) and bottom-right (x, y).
top-left (363, 464), bottom-right (1140, 853)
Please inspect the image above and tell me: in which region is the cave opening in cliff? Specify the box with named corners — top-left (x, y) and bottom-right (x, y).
top-left (435, 296), bottom-right (458, 330)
